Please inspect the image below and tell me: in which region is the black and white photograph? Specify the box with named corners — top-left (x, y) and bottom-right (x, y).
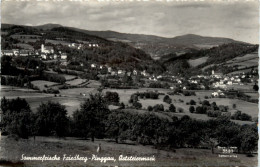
top-left (0, 0), bottom-right (259, 166)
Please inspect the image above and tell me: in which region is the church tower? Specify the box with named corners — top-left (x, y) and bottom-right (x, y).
top-left (41, 44), bottom-right (45, 53)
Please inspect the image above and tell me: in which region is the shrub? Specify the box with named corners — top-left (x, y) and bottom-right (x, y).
top-left (190, 99), bottom-right (196, 105)
top-left (147, 106), bottom-right (153, 111)
top-left (163, 95), bottom-right (172, 104)
top-left (207, 110), bottom-right (222, 117)
top-left (105, 91), bottom-right (120, 104)
top-left (189, 106), bottom-right (195, 113)
top-left (133, 102), bottom-right (142, 109)
top-left (178, 107), bottom-right (184, 113)
top-left (178, 99), bottom-right (184, 103)
top-left (169, 104), bottom-right (176, 112)
top-left (153, 104), bottom-right (164, 112)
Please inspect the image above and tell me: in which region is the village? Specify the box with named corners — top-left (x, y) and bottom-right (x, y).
top-left (1, 42), bottom-right (258, 99)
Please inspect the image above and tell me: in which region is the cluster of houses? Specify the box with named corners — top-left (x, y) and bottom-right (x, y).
top-left (1, 43), bottom-right (68, 61)
top-left (211, 70), bottom-right (245, 89)
top-left (68, 42), bottom-right (99, 50)
top-left (41, 44), bottom-right (67, 60)
top-left (89, 63), bottom-right (151, 78)
top-left (1, 49), bottom-right (35, 57)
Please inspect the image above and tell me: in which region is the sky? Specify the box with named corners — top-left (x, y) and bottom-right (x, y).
top-left (1, 0), bottom-right (259, 44)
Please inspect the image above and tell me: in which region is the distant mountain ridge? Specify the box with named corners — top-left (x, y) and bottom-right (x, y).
top-left (2, 23), bottom-right (244, 58)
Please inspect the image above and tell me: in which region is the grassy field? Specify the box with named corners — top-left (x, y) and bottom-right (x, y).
top-left (103, 88), bottom-right (258, 123)
top-left (188, 56), bottom-right (209, 67)
top-left (0, 86), bottom-right (86, 116)
top-left (66, 79), bottom-right (87, 86)
top-left (46, 39), bottom-right (70, 45)
top-left (2, 86), bottom-right (257, 122)
top-left (226, 53), bottom-right (258, 64)
top-left (14, 43), bottom-right (34, 50)
top-left (62, 74), bottom-right (77, 81)
top-left (31, 80), bottom-right (59, 91)
top-left (0, 136), bottom-right (257, 167)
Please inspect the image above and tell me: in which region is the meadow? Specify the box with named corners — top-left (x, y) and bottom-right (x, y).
top-left (0, 135), bottom-right (257, 167)
top-left (188, 56), bottom-right (209, 67)
top-left (1, 85), bottom-right (257, 122)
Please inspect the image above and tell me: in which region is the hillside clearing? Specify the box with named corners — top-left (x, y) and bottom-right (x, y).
top-left (188, 56), bottom-right (209, 67)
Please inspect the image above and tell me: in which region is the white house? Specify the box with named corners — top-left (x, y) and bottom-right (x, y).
top-left (212, 92), bottom-right (219, 97)
top-left (41, 53), bottom-right (47, 60)
top-left (118, 70), bottom-right (123, 75)
top-left (133, 70), bottom-right (137, 75)
top-left (91, 64), bottom-right (96, 68)
top-left (107, 67), bottom-right (112, 73)
top-left (227, 81), bottom-right (233, 85)
top-left (61, 53), bottom-right (67, 60)
top-left (141, 70), bottom-right (147, 76)
top-left (177, 80), bottom-right (182, 84)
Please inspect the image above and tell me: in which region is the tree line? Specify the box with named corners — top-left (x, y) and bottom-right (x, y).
top-left (0, 94), bottom-right (258, 155)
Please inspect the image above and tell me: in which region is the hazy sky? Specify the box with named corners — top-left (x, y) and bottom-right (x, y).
top-left (1, 0), bottom-right (259, 44)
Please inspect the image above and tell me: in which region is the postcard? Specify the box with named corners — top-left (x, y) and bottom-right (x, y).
top-left (0, 0), bottom-right (259, 166)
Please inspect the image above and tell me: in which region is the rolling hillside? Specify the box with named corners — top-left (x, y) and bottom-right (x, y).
top-left (1, 23), bottom-right (258, 76)
top-left (1, 24), bottom-right (163, 73)
top-left (2, 23), bottom-right (244, 59)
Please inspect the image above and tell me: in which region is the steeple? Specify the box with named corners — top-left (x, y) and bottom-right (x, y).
top-left (41, 44), bottom-right (45, 52)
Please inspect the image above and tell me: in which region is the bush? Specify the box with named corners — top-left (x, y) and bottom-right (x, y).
top-left (153, 104), bottom-right (164, 112)
top-left (190, 99), bottom-right (196, 105)
top-left (163, 95), bottom-right (172, 104)
top-left (120, 102), bottom-right (125, 109)
top-left (178, 107), bottom-right (184, 113)
top-left (169, 104), bottom-right (176, 112)
top-left (232, 104), bottom-right (237, 109)
top-left (105, 91), bottom-right (120, 104)
top-left (147, 106), bottom-right (153, 111)
top-left (189, 106), bottom-right (195, 113)
top-left (178, 99), bottom-right (184, 103)
top-left (195, 106), bottom-right (207, 114)
top-left (133, 102), bottom-right (142, 109)
top-left (207, 110), bottom-right (222, 117)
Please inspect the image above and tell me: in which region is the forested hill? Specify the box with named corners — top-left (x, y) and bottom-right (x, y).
top-left (1, 24), bottom-right (164, 73)
top-left (160, 43), bottom-right (258, 75)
